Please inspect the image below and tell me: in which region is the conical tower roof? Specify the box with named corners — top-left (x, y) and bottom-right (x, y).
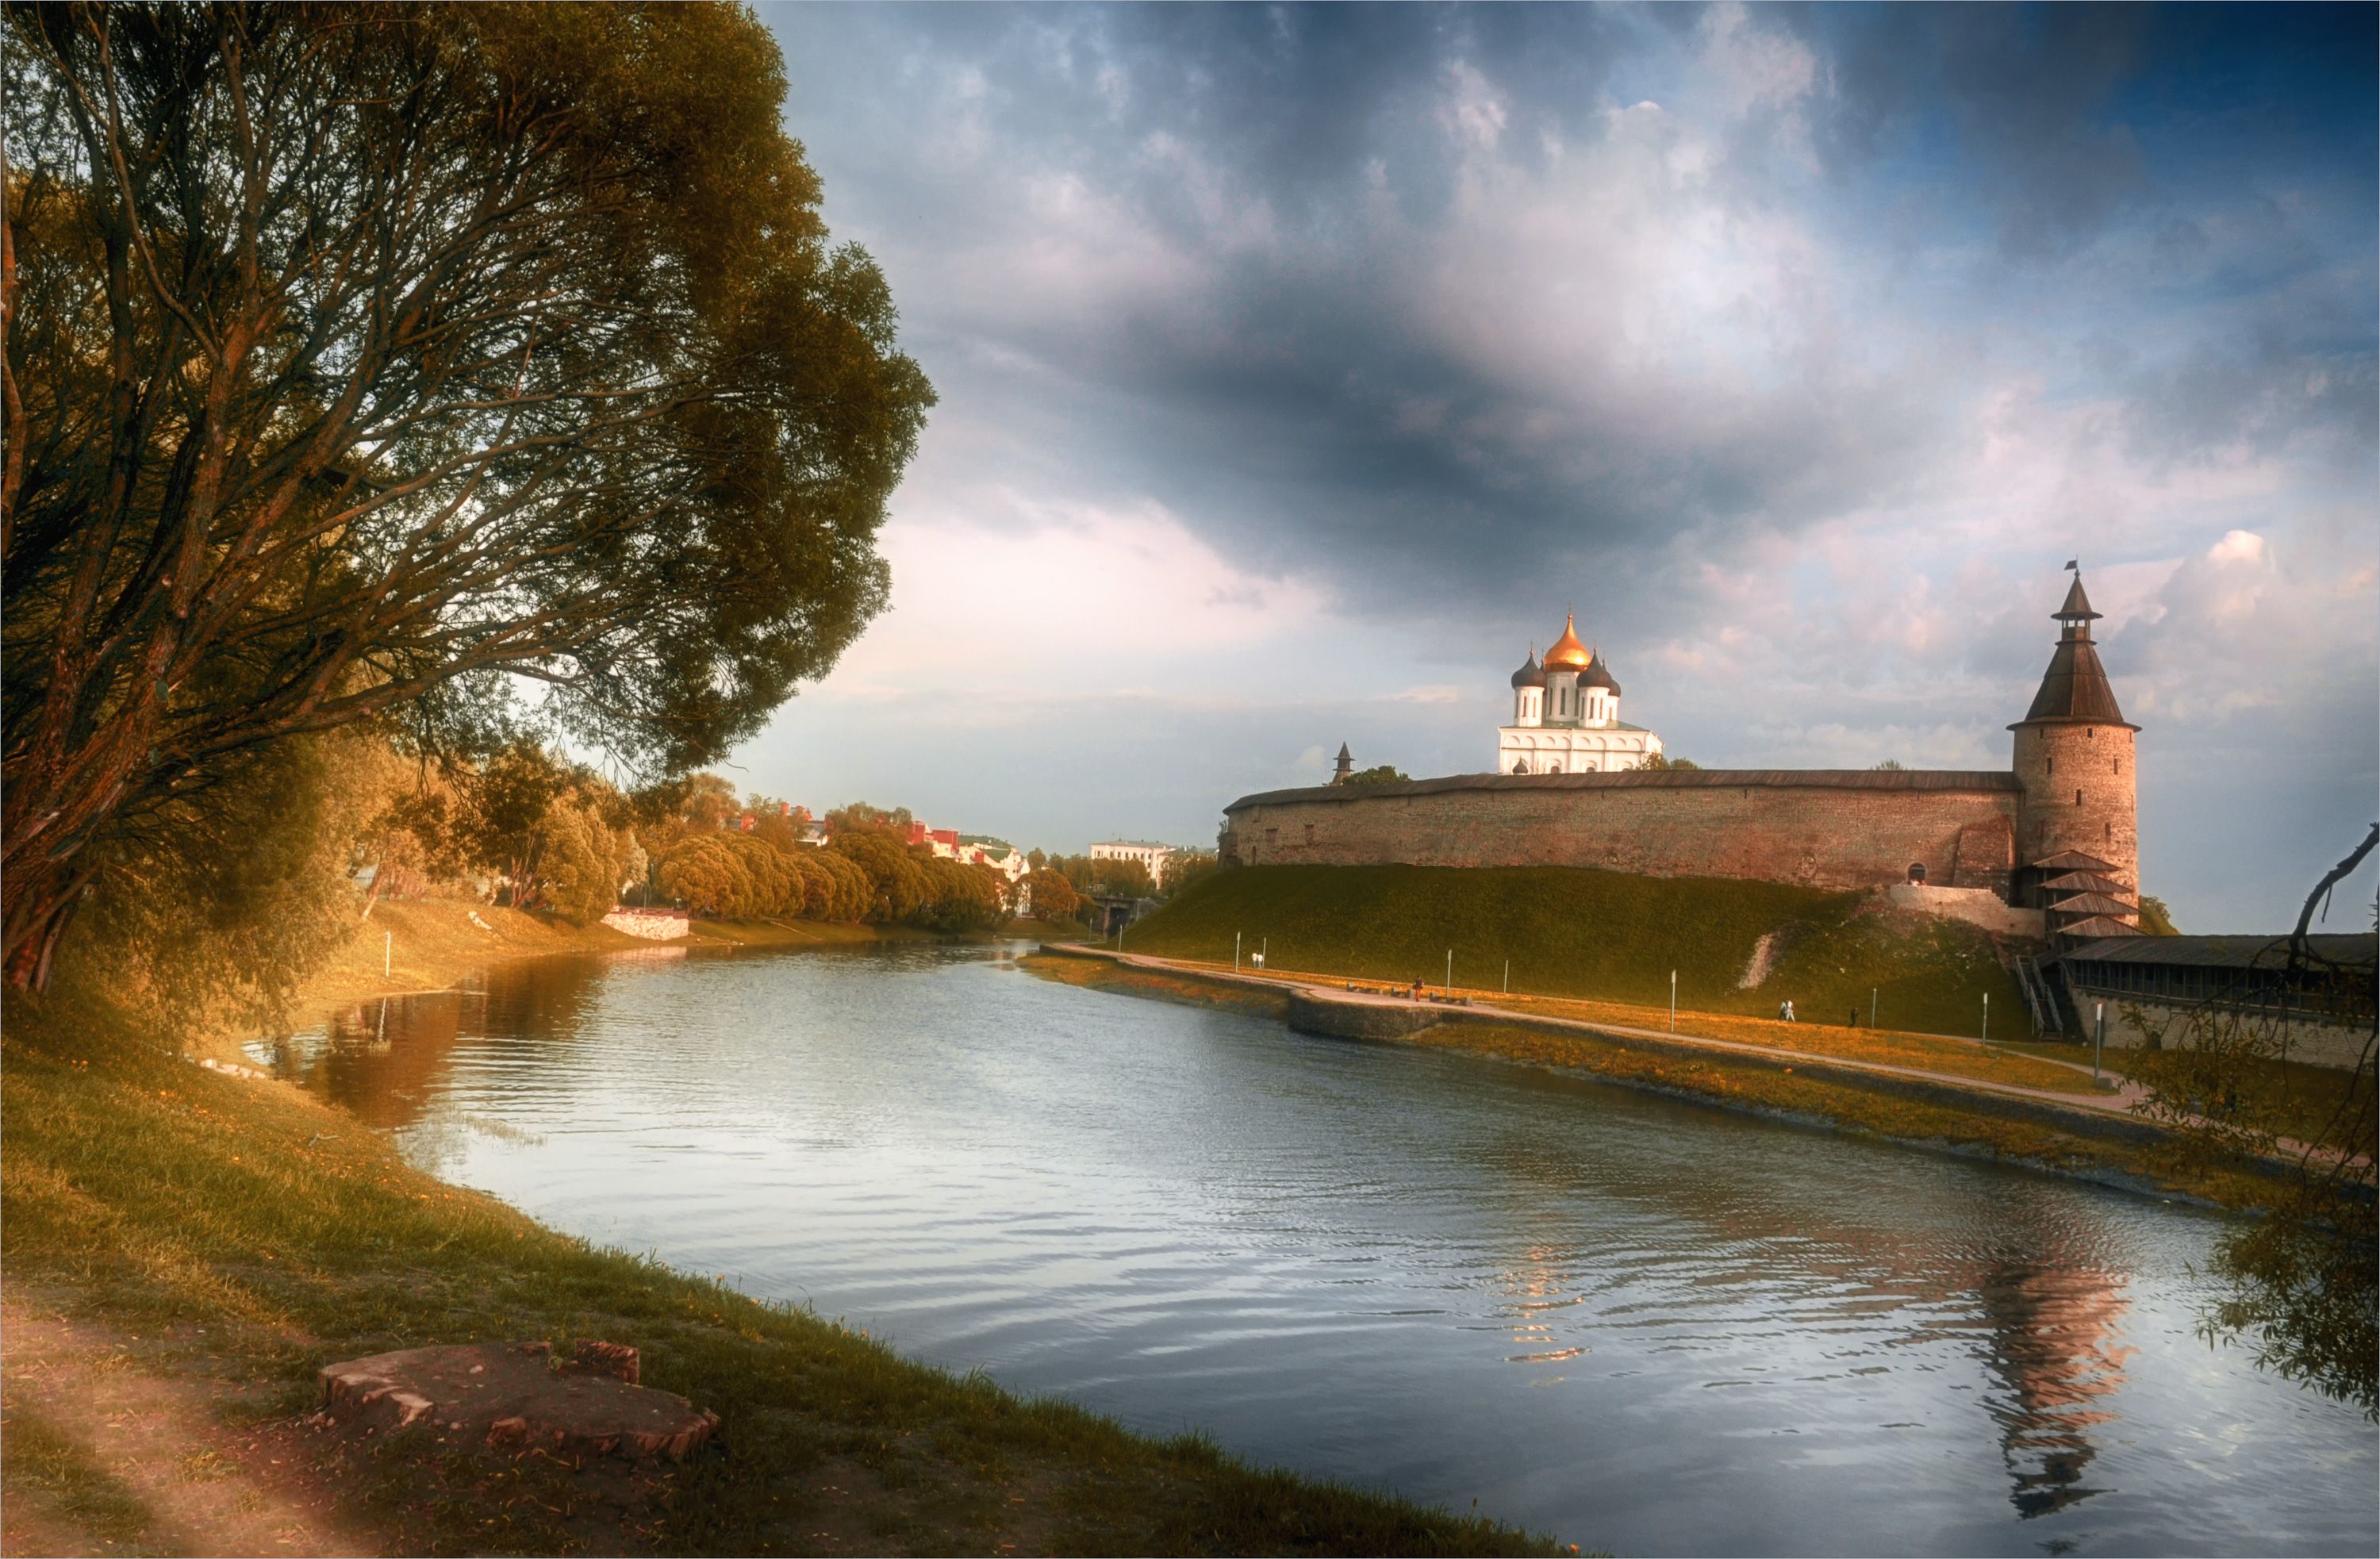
top-left (2014, 573), bottom-right (2133, 728)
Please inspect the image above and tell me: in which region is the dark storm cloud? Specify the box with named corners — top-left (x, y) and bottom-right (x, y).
top-left (1798, 4), bottom-right (2380, 259)
top-left (771, 1), bottom-right (2372, 643)
top-left (777, 2), bottom-right (1945, 634)
top-left (1802, 6), bottom-right (2154, 259)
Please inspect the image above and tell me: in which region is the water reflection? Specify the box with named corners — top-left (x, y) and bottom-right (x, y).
top-left (1975, 1263), bottom-right (2132, 1519)
top-left (255, 943), bottom-right (2375, 1557)
top-left (1466, 1123), bottom-right (2140, 1521)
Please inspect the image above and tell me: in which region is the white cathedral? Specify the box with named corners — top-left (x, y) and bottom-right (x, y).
top-left (1497, 612), bottom-right (1664, 774)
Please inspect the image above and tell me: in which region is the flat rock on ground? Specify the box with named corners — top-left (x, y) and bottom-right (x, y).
top-left (318, 1340), bottom-right (719, 1460)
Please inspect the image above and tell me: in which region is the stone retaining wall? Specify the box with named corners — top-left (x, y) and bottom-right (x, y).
top-left (601, 908), bottom-right (689, 941)
top-left (1285, 989), bottom-right (1454, 1040)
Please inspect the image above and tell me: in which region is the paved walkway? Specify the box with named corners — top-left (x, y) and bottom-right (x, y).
top-left (1096, 948), bottom-right (2155, 1115)
top-left (1065, 944), bottom-right (2361, 1173)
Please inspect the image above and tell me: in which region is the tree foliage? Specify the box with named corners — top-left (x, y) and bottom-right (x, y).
top-left (823, 800), bottom-right (913, 836)
top-left (2128, 826), bottom-right (2377, 1419)
top-left (0, 2), bottom-right (932, 985)
top-left (1045, 853), bottom-right (1157, 899)
top-left (1342, 766), bottom-right (1409, 785)
top-left (1162, 851), bottom-right (1221, 899)
top-left (2136, 894), bottom-right (2180, 936)
top-left (64, 730), bottom-right (370, 1026)
top-left (538, 795), bottom-right (633, 927)
top-left (1020, 868), bottom-right (1079, 925)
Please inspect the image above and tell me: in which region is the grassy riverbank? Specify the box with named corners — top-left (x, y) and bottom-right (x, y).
top-left (1025, 953), bottom-right (2270, 1207)
top-left (1121, 865), bottom-right (2025, 1040)
top-left (272, 900), bottom-right (1078, 1045)
top-left (2, 920), bottom-right (1565, 1556)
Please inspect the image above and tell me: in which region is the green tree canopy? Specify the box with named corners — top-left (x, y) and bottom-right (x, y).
top-left (0, 2), bottom-right (931, 987)
top-left (824, 801), bottom-right (915, 836)
top-left (1342, 766), bottom-right (1409, 786)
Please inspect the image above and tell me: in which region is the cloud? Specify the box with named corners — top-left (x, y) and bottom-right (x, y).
top-left (750, 2), bottom-right (2377, 928)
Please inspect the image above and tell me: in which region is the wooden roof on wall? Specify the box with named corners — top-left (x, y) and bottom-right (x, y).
top-left (1226, 768), bottom-right (2022, 814)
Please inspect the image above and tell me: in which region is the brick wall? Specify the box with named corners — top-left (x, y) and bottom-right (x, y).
top-left (2012, 723), bottom-right (2139, 890)
top-left (1223, 770), bottom-right (2025, 894)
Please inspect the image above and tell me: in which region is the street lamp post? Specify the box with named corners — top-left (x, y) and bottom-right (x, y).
top-left (1234, 931), bottom-right (1241, 972)
top-left (2094, 1001), bottom-right (2106, 1083)
top-left (1670, 969), bottom-right (1676, 1034)
top-left (1503, 958), bottom-right (1510, 996)
top-left (1981, 991), bottom-right (1989, 1044)
top-left (1445, 948), bottom-right (1453, 993)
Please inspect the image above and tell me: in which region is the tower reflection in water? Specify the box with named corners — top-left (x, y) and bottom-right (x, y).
top-left (1472, 1127), bottom-right (2139, 1525)
top-left (1974, 1261), bottom-right (2134, 1519)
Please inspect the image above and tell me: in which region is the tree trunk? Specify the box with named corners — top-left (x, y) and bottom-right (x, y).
top-left (2, 856), bottom-right (94, 992)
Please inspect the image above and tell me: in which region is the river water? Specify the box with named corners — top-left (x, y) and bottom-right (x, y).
top-left (253, 941), bottom-right (2377, 1556)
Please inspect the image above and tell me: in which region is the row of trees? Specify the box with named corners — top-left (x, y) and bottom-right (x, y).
top-left (1, 3), bottom-right (933, 988)
top-left (361, 762), bottom-right (1033, 935)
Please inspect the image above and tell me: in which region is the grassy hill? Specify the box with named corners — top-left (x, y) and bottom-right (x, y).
top-left (1121, 864), bottom-right (2026, 1041)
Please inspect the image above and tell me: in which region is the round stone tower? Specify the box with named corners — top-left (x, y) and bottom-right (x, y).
top-left (2009, 572), bottom-right (2139, 907)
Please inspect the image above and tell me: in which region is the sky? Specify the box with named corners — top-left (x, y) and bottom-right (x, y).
top-left (730, 2), bottom-right (2377, 932)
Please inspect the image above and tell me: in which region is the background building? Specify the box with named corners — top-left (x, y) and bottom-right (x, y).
top-left (1091, 839), bottom-right (1178, 886)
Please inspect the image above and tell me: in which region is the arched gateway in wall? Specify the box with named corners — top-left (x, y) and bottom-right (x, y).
top-left (1220, 574), bottom-right (2140, 930)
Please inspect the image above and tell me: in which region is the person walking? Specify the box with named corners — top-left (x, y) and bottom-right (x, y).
top-left (1848, 1008), bottom-right (1859, 1028)
top-left (1779, 1000), bottom-right (1789, 1022)
top-left (1783, 1000), bottom-right (1796, 1023)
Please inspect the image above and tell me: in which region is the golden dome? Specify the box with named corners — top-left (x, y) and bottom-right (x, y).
top-left (1544, 612), bottom-right (1591, 670)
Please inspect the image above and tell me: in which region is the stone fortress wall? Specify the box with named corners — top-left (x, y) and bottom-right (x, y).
top-left (1219, 769), bottom-right (2025, 897)
top-left (1219, 574), bottom-right (2140, 916)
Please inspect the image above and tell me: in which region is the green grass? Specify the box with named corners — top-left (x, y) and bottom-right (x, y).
top-left (1, 976), bottom-right (1567, 1557)
top-left (1123, 865), bottom-right (2025, 1040)
top-left (1998, 1039), bottom-right (2373, 1148)
top-left (0, 1404), bottom-right (163, 1552)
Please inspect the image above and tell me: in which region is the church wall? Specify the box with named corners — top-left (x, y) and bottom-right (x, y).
top-left (1222, 773), bottom-right (2023, 894)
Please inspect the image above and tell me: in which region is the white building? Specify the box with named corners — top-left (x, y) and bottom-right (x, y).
top-left (965, 843), bottom-right (1030, 883)
top-left (1496, 612), bottom-right (1664, 774)
top-left (1090, 839), bottom-right (1176, 885)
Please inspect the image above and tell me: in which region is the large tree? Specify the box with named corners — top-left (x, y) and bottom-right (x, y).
top-left (0, 2), bottom-right (931, 985)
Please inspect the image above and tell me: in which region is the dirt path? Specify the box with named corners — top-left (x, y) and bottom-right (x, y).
top-left (1, 1295), bottom-right (374, 1558)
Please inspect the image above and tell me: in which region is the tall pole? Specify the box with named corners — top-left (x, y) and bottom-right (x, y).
top-left (2094, 1001), bottom-right (2105, 1083)
top-left (1670, 970), bottom-right (1676, 1033)
top-left (1981, 991), bottom-right (1989, 1044)
top-left (1503, 958), bottom-right (1510, 996)
top-left (1445, 948), bottom-right (1453, 992)
top-left (384, 931), bottom-right (392, 977)
top-left (1234, 931), bottom-right (1242, 972)
top-left (1261, 936), bottom-right (1267, 969)
top-left (1870, 988), bottom-right (1877, 1030)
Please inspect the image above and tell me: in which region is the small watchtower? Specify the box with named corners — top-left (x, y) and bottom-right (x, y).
top-left (1330, 743), bottom-right (1353, 785)
top-left (2010, 570), bottom-right (2140, 917)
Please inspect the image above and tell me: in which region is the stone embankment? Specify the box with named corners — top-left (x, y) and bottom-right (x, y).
top-left (1037, 943), bottom-right (2176, 1153)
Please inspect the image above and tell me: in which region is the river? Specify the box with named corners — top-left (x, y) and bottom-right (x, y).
top-left (251, 940), bottom-right (2378, 1557)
